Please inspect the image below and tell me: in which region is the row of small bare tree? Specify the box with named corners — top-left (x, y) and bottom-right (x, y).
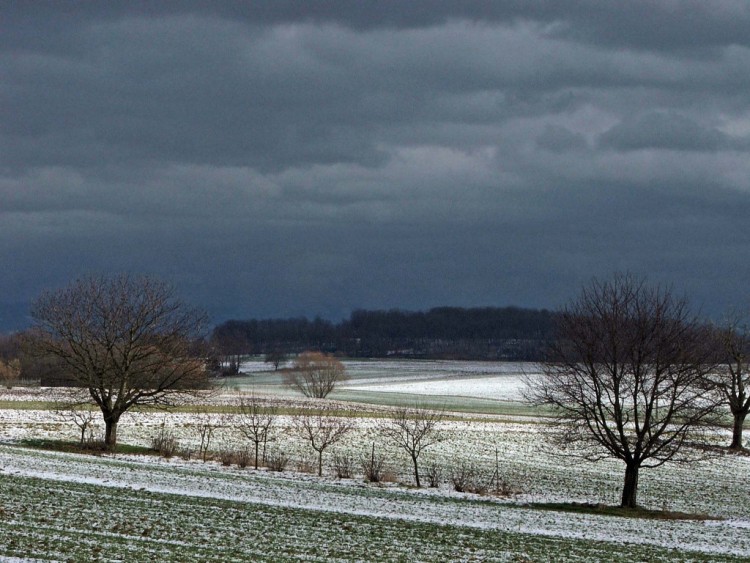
top-left (141, 398), bottom-right (446, 487)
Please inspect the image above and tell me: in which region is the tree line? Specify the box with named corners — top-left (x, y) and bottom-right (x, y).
top-left (211, 306), bottom-right (558, 361)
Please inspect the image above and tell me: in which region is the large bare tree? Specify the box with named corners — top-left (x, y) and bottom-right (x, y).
top-left (710, 319), bottom-right (750, 450)
top-left (283, 351), bottom-right (348, 398)
top-left (527, 274), bottom-right (720, 508)
top-left (29, 274), bottom-right (208, 448)
top-left (380, 404), bottom-right (444, 487)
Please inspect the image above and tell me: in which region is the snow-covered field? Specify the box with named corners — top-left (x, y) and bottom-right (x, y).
top-left (336, 359), bottom-right (530, 401)
top-left (0, 362), bottom-right (748, 561)
top-left (232, 358), bottom-right (534, 411)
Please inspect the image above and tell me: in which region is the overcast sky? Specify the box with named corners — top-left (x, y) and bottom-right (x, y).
top-left (3, 1), bottom-right (750, 330)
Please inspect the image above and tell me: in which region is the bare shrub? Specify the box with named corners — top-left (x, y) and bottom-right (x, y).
top-left (266, 449), bottom-right (289, 472)
top-left (423, 462), bottom-right (443, 488)
top-left (0, 333), bottom-right (21, 389)
top-left (333, 453), bottom-right (354, 479)
top-left (360, 443), bottom-right (386, 483)
top-left (82, 439), bottom-right (109, 452)
top-left (235, 449), bottom-right (251, 469)
top-left (218, 449), bottom-right (236, 466)
top-left (487, 446), bottom-right (517, 496)
top-left (296, 458), bottom-right (317, 474)
top-left (379, 470), bottom-right (399, 483)
top-left (151, 422), bottom-right (179, 458)
top-left (450, 462), bottom-right (486, 494)
top-left (489, 478), bottom-right (516, 497)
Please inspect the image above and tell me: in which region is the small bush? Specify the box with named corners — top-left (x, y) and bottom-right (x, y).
top-left (151, 425), bottom-right (179, 458)
top-left (360, 443), bottom-right (386, 483)
top-left (488, 475), bottom-right (516, 496)
top-left (333, 453), bottom-right (354, 479)
top-left (236, 449), bottom-right (251, 469)
top-left (296, 458), bottom-right (317, 474)
top-left (266, 450), bottom-right (289, 472)
top-left (218, 450), bottom-right (236, 466)
top-left (424, 462), bottom-right (442, 488)
top-left (379, 470), bottom-right (399, 483)
top-left (82, 440), bottom-right (109, 453)
top-left (450, 462), bottom-right (486, 494)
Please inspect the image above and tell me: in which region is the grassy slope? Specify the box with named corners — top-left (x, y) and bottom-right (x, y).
top-left (0, 471), bottom-right (741, 563)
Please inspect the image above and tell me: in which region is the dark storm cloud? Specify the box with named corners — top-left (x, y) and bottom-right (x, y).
top-left (598, 112), bottom-right (737, 152)
top-left (2, 2), bottom-right (750, 330)
top-left (7, 1), bottom-right (750, 50)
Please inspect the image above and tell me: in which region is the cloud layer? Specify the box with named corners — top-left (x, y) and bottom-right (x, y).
top-left (3, 2), bottom-right (750, 328)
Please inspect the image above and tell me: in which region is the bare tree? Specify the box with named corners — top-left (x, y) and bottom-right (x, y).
top-left (264, 349), bottom-right (287, 371)
top-left (526, 274), bottom-right (720, 508)
top-left (236, 392), bottom-right (278, 469)
top-left (380, 404), bottom-right (444, 487)
top-left (28, 274), bottom-right (208, 448)
top-left (283, 351), bottom-right (348, 398)
top-left (55, 403), bottom-right (97, 445)
top-left (196, 408), bottom-right (225, 462)
top-left (709, 319), bottom-right (750, 450)
top-left (294, 407), bottom-right (353, 476)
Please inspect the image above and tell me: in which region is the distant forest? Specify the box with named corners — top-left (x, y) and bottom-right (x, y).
top-left (211, 307), bottom-right (558, 361)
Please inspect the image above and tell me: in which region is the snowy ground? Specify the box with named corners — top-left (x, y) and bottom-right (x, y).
top-left (230, 358), bottom-right (535, 413)
top-left (238, 358), bottom-right (532, 401)
top-left (0, 363), bottom-right (748, 561)
top-left (0, 443), bottom-right (748, 561)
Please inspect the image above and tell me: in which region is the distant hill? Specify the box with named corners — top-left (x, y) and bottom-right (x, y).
top-left (211, 306), bottom-right (558, 361)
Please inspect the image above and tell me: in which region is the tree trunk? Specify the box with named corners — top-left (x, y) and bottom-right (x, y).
top-left (254, 441), bottom-right (260, 470)
top-left (318, 450), bottom-right (323, 477)
top-left (621, 463), bottom-right (639, 508)
top-left (730, 411), bottom-right (747, 450)
top-left (104, 418), bottom-right (118, 449)
top-left (412, 455), bottom-right (421, 488)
